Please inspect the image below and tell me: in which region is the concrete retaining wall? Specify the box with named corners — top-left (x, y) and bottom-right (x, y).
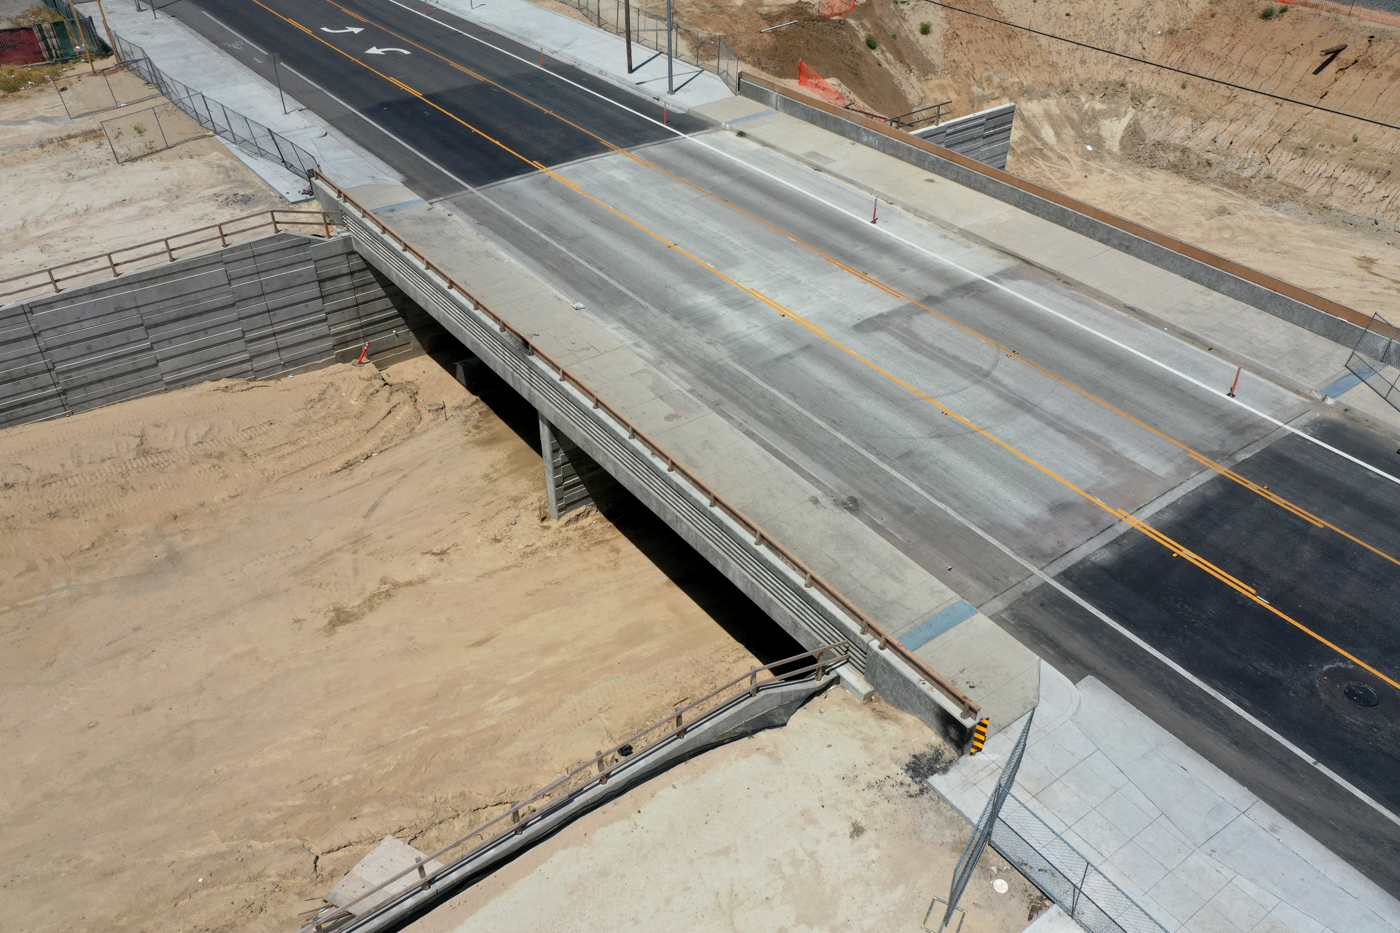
top-left (0, 233), bottom-right (441, 430)
top-left (739, 79), bottom-right (1369, 351)
top-left (912, 103), bottom-right (1015, 170)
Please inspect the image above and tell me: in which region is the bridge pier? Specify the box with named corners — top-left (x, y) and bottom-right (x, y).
top-left (540, 414), bottom-right (620, 520)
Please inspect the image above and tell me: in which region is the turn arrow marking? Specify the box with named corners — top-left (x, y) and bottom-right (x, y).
top-left (319, 26), bottom-right (364, 33)
top-left (365, 46), bottom-right (410, 54)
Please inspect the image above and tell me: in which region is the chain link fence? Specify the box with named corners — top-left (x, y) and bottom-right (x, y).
top-left (992, 793), bottom-right (1168, 933)
top-left (940, 710), bottom-right (1166, 933)
top-left (552, 0), bottom-right (738, 92)
top-left (1345, 312), bottom-right (1400, 412)
top-left (112, 33), bottom-right (318, 180)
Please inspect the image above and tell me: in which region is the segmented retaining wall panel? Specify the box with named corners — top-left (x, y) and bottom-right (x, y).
top-left (0, 234), bottom-right (438, 430)
top-left (912, 103), bottom-right (1015, 170)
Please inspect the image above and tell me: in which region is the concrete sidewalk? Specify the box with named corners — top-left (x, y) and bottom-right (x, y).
top-left (426, 0), bottom-right (732, 112)
top-left (932, 664), bottom-right (1400, 933)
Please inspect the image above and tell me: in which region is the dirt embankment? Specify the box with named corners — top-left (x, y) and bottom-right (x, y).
top-left (0, 359), bottom-right (768, 933)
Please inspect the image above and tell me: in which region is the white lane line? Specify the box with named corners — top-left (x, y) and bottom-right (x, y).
top-left (312, 1), bottom-right (1399, 818)
top-left (386, 0), bottom-right (1400, 491)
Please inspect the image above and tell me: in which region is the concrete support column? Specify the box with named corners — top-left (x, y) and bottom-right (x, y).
top-left (539, 414), bottom-right (621, 519)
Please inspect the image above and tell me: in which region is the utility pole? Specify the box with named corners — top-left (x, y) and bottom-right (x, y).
top-left (622, 0), bottom-right (633, 73)
top-left (665, 0), bottom-right (673, 94)
top-left (271, 52), bottom-right (288, 114)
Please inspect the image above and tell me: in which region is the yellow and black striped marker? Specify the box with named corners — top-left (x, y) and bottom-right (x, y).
top-left (968, 718), bottom-right (990, 755)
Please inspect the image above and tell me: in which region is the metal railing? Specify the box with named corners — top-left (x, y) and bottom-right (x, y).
top-left (0, 210), bottom-right (343, 304)
top-left (300, 641), bottom-right (851, 932)
top-left (550, 0), bottom-right (739, 93)
top-left (742, 74), bottom-right (1378, 334)
top-left (314, 170), bottom-right (980, 721)
top-left (112, 34), bottom-right (319, 180)
top-left (993, 793), bottom-right (1168, 933)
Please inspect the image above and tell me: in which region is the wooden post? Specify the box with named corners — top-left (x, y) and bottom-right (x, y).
top-left (623, 0), bottom-right (633, 73)
top-left (748, 666), bottom-right (757, 697)
top-left (93, 0), bottom-right (118, 62)
top-left (415, 857), bottom-right (429, 890)
top-left (674, 706), bottom-right (685, 739)
top-left (596, 752), bottom-right (608, 785)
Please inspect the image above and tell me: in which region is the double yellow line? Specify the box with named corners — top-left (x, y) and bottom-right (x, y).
top-left (250, 0), bottom-right (1400, 690)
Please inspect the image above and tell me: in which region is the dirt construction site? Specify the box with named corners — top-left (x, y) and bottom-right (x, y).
top-left (2, 0), bottom-right (1399, 928)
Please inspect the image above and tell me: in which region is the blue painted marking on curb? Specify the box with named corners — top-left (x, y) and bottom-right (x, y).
top-left (372, 198), bottom-right (428, 214)
top-left (900, 599), bottom-right (977, 652)
top-left (725, 108), bottom-right (777, 126)
top-left (1321, 372), bottom-right (1363, 399)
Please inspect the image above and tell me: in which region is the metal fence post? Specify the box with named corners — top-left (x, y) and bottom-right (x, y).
top-left (942, 710), bottom-right (1034, 931)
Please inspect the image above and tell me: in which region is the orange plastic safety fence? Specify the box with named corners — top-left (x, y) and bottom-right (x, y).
top-left (818, 0), bottom-right (856, 17)
top-left (797, 59), bottom-right (847, 106)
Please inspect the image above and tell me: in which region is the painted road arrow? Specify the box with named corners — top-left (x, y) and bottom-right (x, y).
top-left (320, 26), bottom-right (364, 33)
top-left (365, 46), bottom-right (410, 54)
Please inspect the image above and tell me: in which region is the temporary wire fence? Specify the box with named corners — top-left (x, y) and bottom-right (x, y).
top-left (49, 61), bottom-right (160, 119)
top-left (551, 0), bottom-right (739, 92)
top-left (938, 711), bottom-right (1166, 933)
top-left (100, 100), bottom-right (208, 162)
top-left (991, 794), bottom-right (1168, 933)
top-left (112, 33), bottom-right (318, 180)
top-left (941, 711), bottom-right (1033, 930)
top-left (1345, 312), bottom-right (1400, 412)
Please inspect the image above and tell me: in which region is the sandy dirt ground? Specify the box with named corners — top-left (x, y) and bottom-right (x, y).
top-left (411, 687), bottom-right (1046, 933)
top-left (611, 0), bottom-right (1400, 319)
top-left (0, 61), bottom-right (294, 281)
top-left (0, 357), bottom-right (796, 933)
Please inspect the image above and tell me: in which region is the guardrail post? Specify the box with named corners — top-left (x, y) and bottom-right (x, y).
top-left (511, 806), bottom-right (523, 835)
top-left (596, 752), bottom-right (608, 785)
top-left (748, 666), bottom-right (757, 697)
top-left (415, 857), bottom-right (429, 891)
top-left (674, 706), bottom-right (685, 739)
top-left (814, 648), bottom-right (826, 680)
top-left (47, 269), bottom-right (59, 293)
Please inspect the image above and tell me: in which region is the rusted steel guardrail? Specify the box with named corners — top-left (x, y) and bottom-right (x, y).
top-left (0, 209), bottom-right (343, 304)
top-left (740, 73), bottom-right (1373, 332)
top-left (314, 171), bottom-right (977, 721)
top-left (301, 642), bottom-right (850, 933)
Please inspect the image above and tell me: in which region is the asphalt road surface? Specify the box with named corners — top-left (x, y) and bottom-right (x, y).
top-left (166, 0), bottom-right (1400, 893)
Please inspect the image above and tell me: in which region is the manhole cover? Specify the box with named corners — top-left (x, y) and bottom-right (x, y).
top-left (1317, 664), bottom-right (1389, 723)
top-left (1344, 682), bottom-right (1380, 708)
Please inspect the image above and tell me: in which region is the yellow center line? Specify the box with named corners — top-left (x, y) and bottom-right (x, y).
top-left (248, 0), bottom-right (1400, 691)
top-left (306, 0), bottom-right (1400, 578)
